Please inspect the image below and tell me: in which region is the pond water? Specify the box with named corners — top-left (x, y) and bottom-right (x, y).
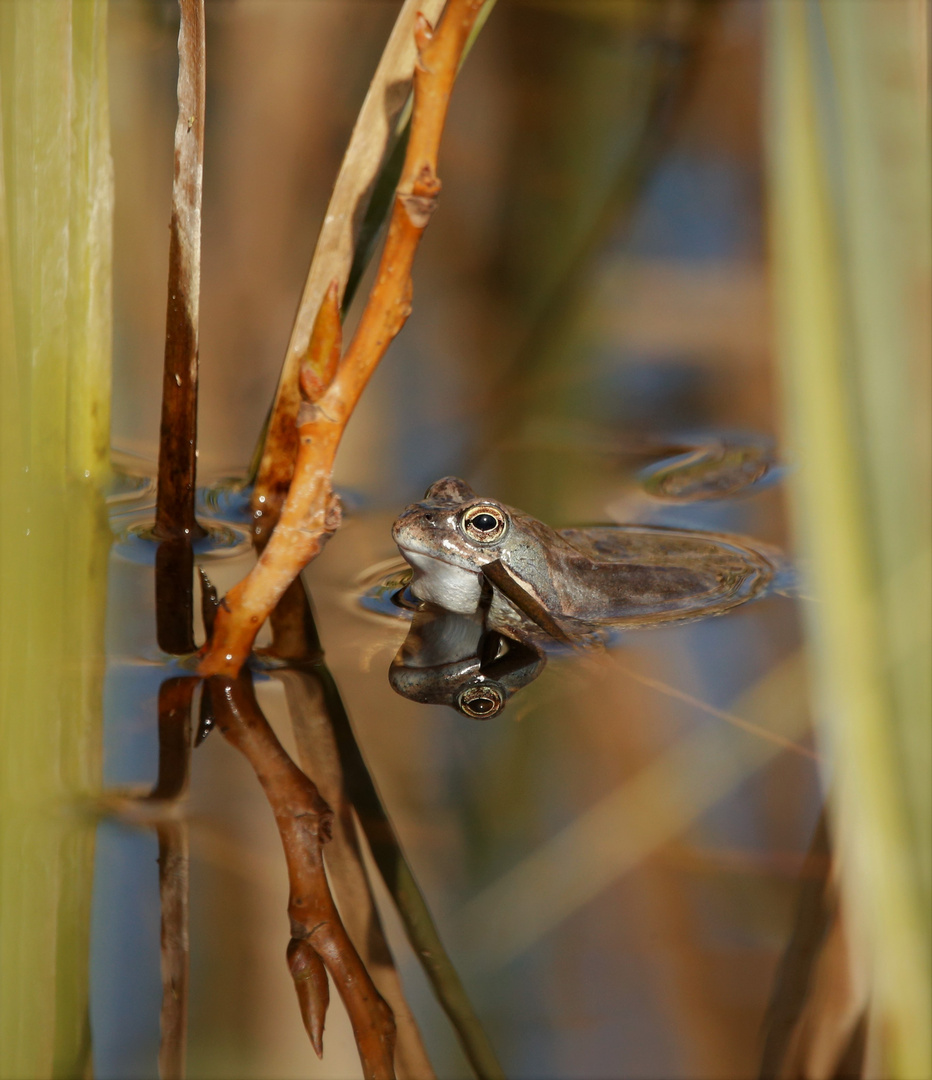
top-left (89, 434), bottom-right (817, 1080)
top-left (60, 3), bottom-right (826, 1078)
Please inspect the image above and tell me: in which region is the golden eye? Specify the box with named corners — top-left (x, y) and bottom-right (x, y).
top-left (460, 504), bottom-right (508, 544)
top-left (458, 684), bottom-right (505, 719)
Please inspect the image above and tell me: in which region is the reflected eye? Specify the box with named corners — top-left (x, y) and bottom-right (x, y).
top-left (460, 504), bottom-right (508, 544)
top-left (458, 684), bottom-right (505, 719)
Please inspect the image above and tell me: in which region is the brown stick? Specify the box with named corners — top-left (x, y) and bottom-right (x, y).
top-left (155, 0), bottom-right (207, 542)
top-left (207, 673), bottom-right (397, 1078)
top-left (154, 0), bottom-right (207, 654)
top-left (155, 539), bottom-right (199, 655)
top-left (200, 0), bottom-right (488, 677)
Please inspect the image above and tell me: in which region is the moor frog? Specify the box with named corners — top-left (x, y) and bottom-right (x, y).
top-left (392, 476), bottom-right (773, 645)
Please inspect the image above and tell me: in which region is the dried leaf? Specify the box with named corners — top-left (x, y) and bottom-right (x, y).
top-left (299, 281), bottom-right (342, 404)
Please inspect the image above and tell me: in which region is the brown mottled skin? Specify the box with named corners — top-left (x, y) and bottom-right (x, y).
top-left (392, 477), bottom-right (772, 638)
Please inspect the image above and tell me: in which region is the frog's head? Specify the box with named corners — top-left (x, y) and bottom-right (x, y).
top-left (392, 477), bottom-right (514, 613)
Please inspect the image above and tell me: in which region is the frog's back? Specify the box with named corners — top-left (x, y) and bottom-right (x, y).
top-left (552, 524), bottom-right (773, 627)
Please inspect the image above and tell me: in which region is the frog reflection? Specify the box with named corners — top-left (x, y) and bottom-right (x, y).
top-left (392, 477), bottom-right (773, 648)
top-left (389, 604), bottom-right (545, 719)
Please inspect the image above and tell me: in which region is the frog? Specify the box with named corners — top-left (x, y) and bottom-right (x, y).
top-left (391, 476), bottom-right (773, 644)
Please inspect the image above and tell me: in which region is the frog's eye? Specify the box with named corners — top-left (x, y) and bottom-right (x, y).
top-left (460, 504), bottom-right (508, 544)
top-left (458, 684), bottom-right (505, 720)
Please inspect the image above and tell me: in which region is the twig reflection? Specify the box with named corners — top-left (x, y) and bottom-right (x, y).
top-left (147, 677), bottom-right (196, 1080)
top-left (265, 576), bottom-right (504, 1079)
top-left (205, 672), bottom-right (397, 1079)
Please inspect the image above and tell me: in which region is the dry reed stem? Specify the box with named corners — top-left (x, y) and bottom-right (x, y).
top-left (208, 674), bottom-right (396, 1078)
top-left (155, 0), bottom-right (206, 543)
top-left (154, 0), bottom-right (207, 655)
top-left (200, 0), bottom-right (488, 677)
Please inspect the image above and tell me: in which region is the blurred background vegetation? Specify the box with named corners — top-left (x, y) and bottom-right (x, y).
top-left (1, 1), bottom-right (928, 1078)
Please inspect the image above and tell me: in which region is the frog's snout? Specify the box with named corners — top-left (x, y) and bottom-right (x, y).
top-left (391, 504), bottom-right (431, 543)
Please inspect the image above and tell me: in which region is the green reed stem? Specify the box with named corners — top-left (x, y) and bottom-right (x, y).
top-left (0, 2), bottom-right (112, 1076)
top-left (766, 2), bottom-right (931, 1074)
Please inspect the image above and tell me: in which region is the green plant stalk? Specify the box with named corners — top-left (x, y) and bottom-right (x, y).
top-left (766, 2), bottom-right (931, 1075)
top-left (0, 1), bottom-right (112, 1077)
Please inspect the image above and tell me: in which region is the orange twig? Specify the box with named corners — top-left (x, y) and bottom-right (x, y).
top-left (250, 0), bottom-right (447, 529)
top-left (200, 0), bottom-right (488, 677)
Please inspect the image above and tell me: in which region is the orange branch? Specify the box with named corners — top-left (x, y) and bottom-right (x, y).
top-left (200, 0), bottom-right (487, 677)
top-left (250, 0), bottom-right (447, 530)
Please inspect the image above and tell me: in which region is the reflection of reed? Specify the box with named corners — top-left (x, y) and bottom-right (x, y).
top-left (760, 812), bottom-right (869, 1080)
top-left (149, 679), bottom-right (196, 803)
top-left (156, 822), bottom-right (190, 1080)
top-left (146, 678), bottom-right (196, 1080)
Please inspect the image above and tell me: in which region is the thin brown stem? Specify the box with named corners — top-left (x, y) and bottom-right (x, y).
top-left (154, 0), bottom-right (208, 654)
top-left (155, 0), bottom-right (206, 542)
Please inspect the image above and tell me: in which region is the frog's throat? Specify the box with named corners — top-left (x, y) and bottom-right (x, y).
top-left (398, 548), bottom-right (483, 614)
